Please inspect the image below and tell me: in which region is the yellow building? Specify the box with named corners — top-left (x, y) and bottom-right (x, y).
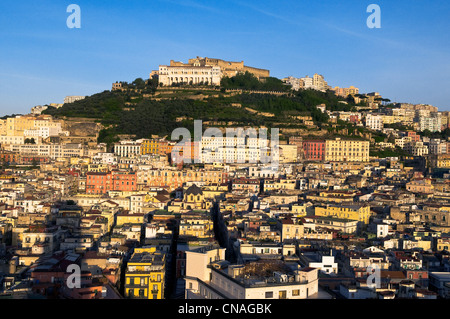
top-left (332, 86), bottom-right (359, 97)
top-left (437, 238), bottom-right (450, 251)
top-left (125, 247), bottom-right (166, 299)
top-left (274, 179), bottom-right (297, 190)
top-left (0, 119), bottom-right (6, 135)
top-left (179, 215), bottom-right (214, 238)
top-left (87, 163), bottom-right (109, 172)
top-left (380, 115), bottom-right (398, 125)
top-left (6, 115), bottom-right (35, 136)
top-left (281, 219), bottom-right (304, 241)
top-left (70, 157), bottom-right (91, 165)
top-left (315, 204), bottom-right (372, 225)
top-left (116, 211), bottom-right (146, 226)
top-left (279, 144), bottom-right (298, 163)
top-left (291, 203), bottom-right (310, 217)
top-left (202, 183), bottom-right (228, 199)
top-left (140, 139), bottom-right (160, 155)
top-left (307, 190), bottom-right (357, 203)
top-left (436, 154), bottom-right (450, 168)
top-left (97, 209), bottom-right (117, 232)
top-left (325, 138), bottom-right (370, 162)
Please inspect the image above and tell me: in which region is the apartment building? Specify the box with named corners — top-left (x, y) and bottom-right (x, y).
top-left (332, 86), bottom-right (359, 97)
top-left (365, 114), bottom-right (383, 131)
top-left (185, 245), bottom-right (319, 299)
top-left (114, 140), bottom-right (141, 158)
top-left (21, 225), bottom-right (67, 255)
top-left (404, 141), bottom-right (429, 156)
top-left (315, 204), bottom-right (372, 225)
top-left (179, 214), bottom-right (214, 239)
top-left (434, 154), bottom-right (450, 168)
top-left (281, 218), bottom-right (304, 241)
top-left (429, 139), bottom-right (448, 155)
top-left (124, 247), bottom-right (166, 299)
top-left (306, 190), bottom-right (358, 204)
top-left (325, 138), bottom-right (370, 162)
top-left (139, 139), bottom-right (160, 155)
top-left (303, 216), bottom-right (358, 234)
top-left (419, 112), bottom-right (442, 132)
top-left (8, 143), bottom-right (85, 159)
top-left (302, 140), bottom-right (325, 161)
top-left (86, 170), bottom-right (137, 194)
top-left (139, 168), bottom-right (228, 191)
top-left (406, 179), bottom-right (434, 194)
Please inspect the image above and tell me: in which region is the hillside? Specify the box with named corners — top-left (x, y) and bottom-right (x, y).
top-left (43, 73), bottom-right (363, 145)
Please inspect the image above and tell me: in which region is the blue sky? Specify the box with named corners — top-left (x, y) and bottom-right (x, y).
top-left (0, 0), bottom-right (449, 116)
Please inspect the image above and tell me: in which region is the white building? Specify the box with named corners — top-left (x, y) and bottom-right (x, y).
top-left (8, 143), bottom-right (84, 159)
top-left (114, 140), bottom-right (141, 158)
top-left (405, 141), bottom-right (429, 156)
top-left (301, 76), bottom-right (314, 90)
top-left (24, 126), bottom-right (66, 139)
top-left (0, 135), bottom-right (25, 145)
top-left (158, 64), bottom-right (222, 86)
top-left (249, 165), bottom-right (280, 179)
top-left (31, 105), bottom-right (48, 115)
top-left (144, 223), bottom-right (165, 239)
top-left (377, 223), bottom-right (390, 238)
top-left (282, 76), bottom-right (302, 91)
top-left (365, 114), bottom-right (384, 131)
top-left (200, 135), bottom-right (274, 164)
top-left (92, 152), bottom-right (118, 165)
top-left (429, 139), bottom-right (448, 155)
top-left (185, 245), bottom-right (319, 299)
top-left (309, 255), bottom-right (338, 275)
top-left (395, 136), bottom-right (412, 149)
top-left (419, 112), bottom-right (442, 132)
top-left (64, 96), bottom-right (86, 104)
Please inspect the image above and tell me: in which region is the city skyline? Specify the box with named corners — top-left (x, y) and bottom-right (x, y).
top-left (1, 0), bottom-right (450, 116)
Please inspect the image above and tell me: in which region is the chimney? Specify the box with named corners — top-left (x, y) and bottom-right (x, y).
top-left (9, 256), bottom-right (18, 274)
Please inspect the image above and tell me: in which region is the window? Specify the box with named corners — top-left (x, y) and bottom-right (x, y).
top-left (265, 291), bottom-right (273, 298)
top-left (292, 289), bottom-right (300, 296)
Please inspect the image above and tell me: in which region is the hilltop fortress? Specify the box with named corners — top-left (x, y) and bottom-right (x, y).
top-left (150, 56), bottom-right (270, 86)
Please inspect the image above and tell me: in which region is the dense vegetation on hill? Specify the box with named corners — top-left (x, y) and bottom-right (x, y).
top-left (369, 147), bottom-right (410, 158)
top-left (220, 71), bottom-right (291, 91)
top-left (419, 127), bottom-right (450, 139)
top-left (43, 74), bottom-right (361, 145)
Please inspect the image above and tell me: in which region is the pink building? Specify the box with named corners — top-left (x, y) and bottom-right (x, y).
top-left (303, 140), bottom-right (325, 161)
